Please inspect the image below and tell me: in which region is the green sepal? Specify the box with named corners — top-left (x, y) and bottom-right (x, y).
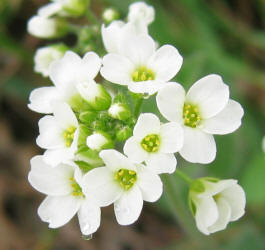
top-left (75, 160), bottom-right (95, 174)
top-left (76, 147), bottom-right (103, 167)
top-left (78, 124), bottom-right (92, 147)
top-left (79, 111), bottom-right (98, 125)
top-left (68, 93), bottom-right (92, 113)
top-left (115, 126), bottom-right (133, 141)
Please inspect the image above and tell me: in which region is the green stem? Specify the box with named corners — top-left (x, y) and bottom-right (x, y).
top-left (85, 10), bottom-right (100, 25)
top-left (134, 97), bottom-right (143, 117)
top-left (175, 169), bottom-right (193, 184)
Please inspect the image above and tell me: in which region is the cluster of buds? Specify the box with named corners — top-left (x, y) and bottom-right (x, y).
top-left (27, 1), bottom-right (246, 237)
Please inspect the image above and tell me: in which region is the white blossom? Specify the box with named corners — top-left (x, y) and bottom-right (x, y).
top-left (124, 113), bottom-right (183, 174)
top-left (82, 149), bottom-right (163, 225)
top-left (101, 34), bottom-right (183, 95)
top-left (34, 44), bottom-right (67, 77)
top-left (27, 15), bottom-right (67, 39)
top-left (189, 178), bottom-right (246, 235)
top-left (28, 51), bottom-right (110, 114)
top-left (128, 1), bottom-right (155, 33)
top-left (156, 74), bottom-right (244, 164)
top-left (36, 102), bottom-right (79, 166)
top-left (86, 132), bottom-right (112, 151)
top-left (28, 155), bottom-right (101, 235)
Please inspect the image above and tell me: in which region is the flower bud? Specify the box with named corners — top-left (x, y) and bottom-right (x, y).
top-left (102, 8), bottom-right (119, 23)
top-left (86, 131), bottom-right (113, 151)
top-left (79, 111), bottom-right (98, 125)
top-left (116, 126), bottom-right (132, 141)
top-left (27, 15), bottom-right (68, 39)
top-left (77, 81), bottom-right (111, 111)
top-left (60, 0), bottom-right (90, 17)
top-left (108, 103), bottom-right (131, 121)
top-left (34, 44), bottom-right (68, 77)
top-left (188, 177), bottom-right (246, 235)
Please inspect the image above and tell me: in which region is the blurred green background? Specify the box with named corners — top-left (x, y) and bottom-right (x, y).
top-left (0, 0), bottom-right (265, 249)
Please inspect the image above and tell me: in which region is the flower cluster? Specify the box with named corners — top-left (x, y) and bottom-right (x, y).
top-left (28, 1), bottom-right (246, 237)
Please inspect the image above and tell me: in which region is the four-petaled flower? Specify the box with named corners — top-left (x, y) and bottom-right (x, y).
top-left (82, 149), bottom-right (163, 225)
top-left (28, 155), bottom-right (101, 236)
top-left (124, 113), bottom-right (183, 174)
top-left (156, 74), bottom-right (244, 164)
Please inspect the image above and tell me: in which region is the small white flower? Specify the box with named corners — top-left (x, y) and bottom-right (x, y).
top-left (128, 2), bottom-right (155, 33)
top-left (124, 113), bottom-right (183, 174)
top-left (82, 149), bottom-right (163, 225)
top-left (156, 74), bottom-right (244, 164)
top-left (101, 21), bottom-right (141, 54)
top-left (27, 15), bottom-right (67, 39)
top-left (189, 178), bottom-right (246, 235)
top-left (28, 51), bottom-right (106, 114)
top-left (101, 34), bottom-right (183, 95)
top-left (28, 155), bottom-right (101, 235)
top-left (36, 102), bottom-right (79, 166)
top-left (34, 44), bottom-right (68, 77)
top-left (86, 132), bottom-right (112, 151)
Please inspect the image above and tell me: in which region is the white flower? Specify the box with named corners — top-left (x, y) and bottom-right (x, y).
top-left (101, 34), bottom-right (183, 95)
top-left (36, 102), bottom-right (79, 166)
top-left (27, 15), bottom-right (67, 39)
top-left (128, 2), bottom-right (155, 33)
top-left (28, 51), bottom-right (110, 114)
top-left (124, 113), bottom-right (183, 174)
top-left (82, 149), bottom-right (163, 225)
top-left (86, 132), bottom-right (112, 151)
top-left (34, 44), bottom-right (68, 77)
top-left (28, 155), bottom-right (101, 235)
top-left (189, 178), bottom-right (246, 235)
top-left (38, 2), bottom-right (63, 17)
top-left (101, 21), bottom-right (141, 54)
top-left (156, 74), bottom-right (244, 164)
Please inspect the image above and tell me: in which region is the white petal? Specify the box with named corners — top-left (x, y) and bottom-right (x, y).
top-left (186, 74), bottom-right (229, 119)
top-left (208, 197), bottom-right (231, 233)
top-left (28, 155), bottom-right (74, 195)
top-left (99, 149), bottom-right (136, 172)
top-left (78, 200), bottom-right (101, 235)
top-left (145, 153), bottom-right (177, 174)
top-left (221, 183), bottom-right (246, 221)
top-left (180, 127), bottom-right (216, 164)
top-left (194, 196), bottom-right (218, 235)
top-left (38, 195), bottom-right (81, 228)
top-left (38, 2), bottom-right (62, 17)
top-left (123, 137), bottom-right (148, 164)
top-left (160, 122), bottom-right (184, 153)
top-left (101, 54), bottom-right (134, 85)
top-left (148, 45), bottom-right (183, 81)
top-left (133, 113), bottom-right (161, 139)
top-left (114, 186), bottom-right (143, 225)
top-left (36, 115), bottom-right (64, 149)
top-left (50, 51), bottom-right (81, 87)
top-left (202, 100), bottom-right (244, 135)
top-left (156, 82), bottom-right (186, 123)
top-left (128, 80), bottom-right (165, 95)
top-left (43, 148), bottom-right (75, 167)
top-left (121, 34), bottom-right (155, 65)
top-left (82, 167), bottom-right (122, 206)
top-left (201, 179), bottom-right (237, 197)
top-left (136, 165), bottom-right (163, 202)
top-left (53, 101), bottom-right (78, 128)
top-left (81, 52), bottom-right (101, 79)
top-left (28, 87), bottom-right (62, 114)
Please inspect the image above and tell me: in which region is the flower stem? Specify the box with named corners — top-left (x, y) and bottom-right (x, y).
top-left (85, 10), bottom-right (100, 25)
top-left (134, 97), bottom-right (143, 117)
top-left (174, 169), bottom-right (193, 184)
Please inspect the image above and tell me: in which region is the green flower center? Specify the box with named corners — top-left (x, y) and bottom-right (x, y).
top-left (114, 169), bottom-right (137, 190)
top-left (132, 66), bottom-right (155, 82)
top-left (70, 177), bottom-right (84, 197)
top-left (63, 126), bottom-right (76, 147)
top-left (183, 103), bottom-right (201, 128)
top-left (141, 134), bottom-right (160, 152)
